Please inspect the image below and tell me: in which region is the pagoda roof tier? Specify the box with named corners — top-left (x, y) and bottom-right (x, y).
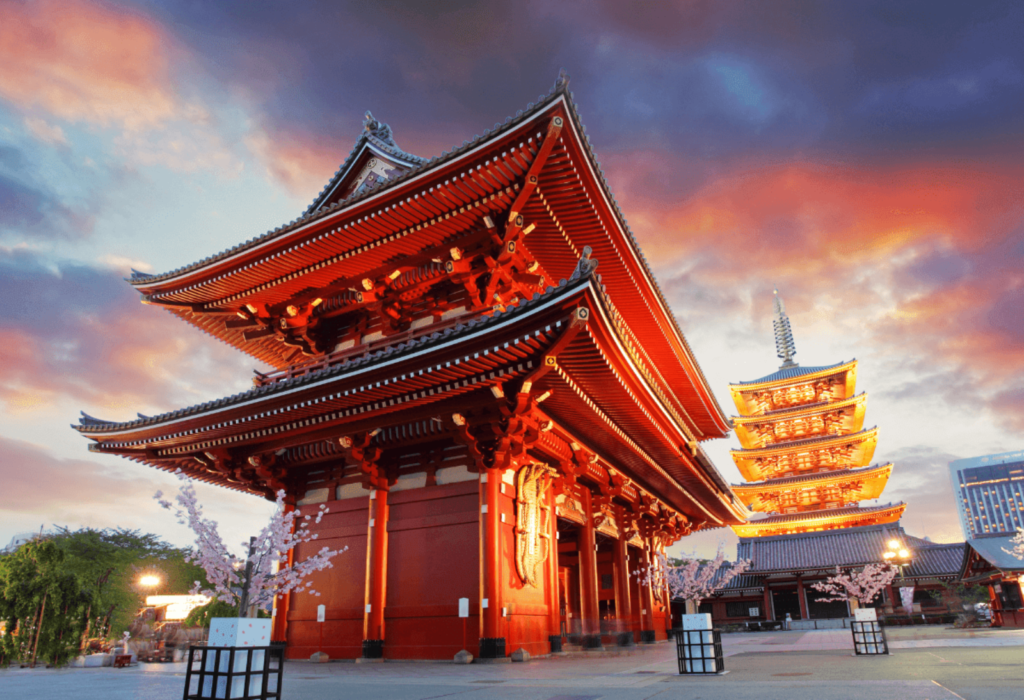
top-left (732, 392), bottom-right (868, 449)
top-left (729, 360), bottom-right (858, 416)
top-left (124, 75), bottom-right (730, 441)
top-left (731, 502), bottom-right (906, 538)
top-left (732, 463), bottom-right (894, 512)
top-left (733, 499), bottom-right (909, 540)
top-left (75, 267), bottom-right (746, 528)
top-left (731, 427), bottom-right (879, 482)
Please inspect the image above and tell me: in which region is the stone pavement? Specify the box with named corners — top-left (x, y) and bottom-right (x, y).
top-left (2, 629), bottom-right (1023, 700)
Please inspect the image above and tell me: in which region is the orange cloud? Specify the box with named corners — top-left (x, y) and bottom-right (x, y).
top-left (616, 157), bottom-right (1024, 277)
top-left (0, 0), bottom-right (176, 129)
top-left (604, 151), bottom-right (1024, 430)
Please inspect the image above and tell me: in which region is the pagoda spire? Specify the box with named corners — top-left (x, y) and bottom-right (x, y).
top-left (772, 287), bottom-right (797, 368)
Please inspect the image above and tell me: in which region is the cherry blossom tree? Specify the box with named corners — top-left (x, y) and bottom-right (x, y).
top-left (155, 470), bottom-right (344, 616)
top-left (636, 546), bottom-right (750, 608)
top-left (811, 563), bottom-right (896, 607)
top-left (1002, 527), bottom-right (1024, 560)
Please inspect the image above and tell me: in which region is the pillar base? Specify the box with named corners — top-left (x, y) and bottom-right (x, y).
top-left (478, 637), bottom-right (506, 659)
top-left (616, 632), bottom-right (636, 647)
top-left (640, 630), bottom-right (657, 644)
top-left (548, 635), bottom-right (563, 653)
top-left (361, 639), bottom-right (384, 659)
top-left (582, 634), bottom-right (604, 650)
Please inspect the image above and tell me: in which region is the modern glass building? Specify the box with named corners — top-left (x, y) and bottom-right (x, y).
top-left (949, 450), bottom-right (1024, 539)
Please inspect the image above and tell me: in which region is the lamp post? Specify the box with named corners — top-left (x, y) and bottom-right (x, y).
top-left (882, 539), bottom-right (912, 614)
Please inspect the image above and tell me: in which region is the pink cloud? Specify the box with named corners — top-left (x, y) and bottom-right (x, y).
top-left (0, 435), bottom-right (157, 514)
top-left (0, 251), bottom-right (258, 418)
top-left (245, 127), bottom-right (351, 199)
top-left (0, 0), bottom-right (177, 129)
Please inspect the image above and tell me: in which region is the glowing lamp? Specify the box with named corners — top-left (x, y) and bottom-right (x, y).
top-left (139, 574), bottom-right (161, 587)
top-left (888, 539), bottom-right (900, 549)
top-left (899, 549), bottom-right (909, 558)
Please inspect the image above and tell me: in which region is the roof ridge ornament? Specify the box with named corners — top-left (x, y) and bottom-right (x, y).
top-left (772, 287), bottom-right (798, 369)
top-left (569, 246), bottom-right (598, 281)
top-left (554, 68), bottom-right (571, 92)
top-left (363, 111), bottom-right (395, 145)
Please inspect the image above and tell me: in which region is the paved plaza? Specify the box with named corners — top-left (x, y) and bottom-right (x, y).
top-left (3, 628), bottom-right (1023, 700)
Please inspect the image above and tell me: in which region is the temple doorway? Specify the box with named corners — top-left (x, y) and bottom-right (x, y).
top-left (772, 588), bottom-right (803, 620)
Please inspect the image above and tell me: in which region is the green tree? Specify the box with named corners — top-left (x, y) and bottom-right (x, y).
top-left (49, 527), bottom-right (208, 637)
top-left (0, 540), bottom-right (93, 667)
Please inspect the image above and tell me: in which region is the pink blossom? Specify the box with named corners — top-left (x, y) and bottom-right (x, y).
top-left (643, 545), bottom-right (750, 606)
top-left (156, 469), bottom-right (345, 614)
top-left (811, 563), bottom-right (896, 606)
top-left (1003, 527), bottom-right (1024, 561)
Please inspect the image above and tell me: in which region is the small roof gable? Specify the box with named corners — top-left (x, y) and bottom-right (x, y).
top-left (304, 112), bottom-right (426, 216)
top-left (963, 534), bottom-right (1024, 572)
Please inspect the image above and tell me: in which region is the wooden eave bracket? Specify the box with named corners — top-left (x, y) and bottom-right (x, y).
top-left (338, 432), bottom-right (388, 490)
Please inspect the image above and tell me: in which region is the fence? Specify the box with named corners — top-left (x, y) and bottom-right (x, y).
top-left (850, 620), bottom-right (889, 656)
top-left (184, 645), bottom-right (283, 700)
top-left (675, 629), bottom-right (724, 674)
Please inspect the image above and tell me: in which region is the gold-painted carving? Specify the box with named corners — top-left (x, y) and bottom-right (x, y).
top-left (515, 463), bottom-right (555, 587)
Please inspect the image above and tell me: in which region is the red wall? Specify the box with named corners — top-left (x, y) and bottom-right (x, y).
top-left (286, 493), bottom-right (369, 660)
top-left (383, 481), bottom-right (480, 659)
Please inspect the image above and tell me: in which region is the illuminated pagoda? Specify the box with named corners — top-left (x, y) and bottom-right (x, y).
top-left (728, 291), bottom-right (905, 538)
top-left (73, 73), bottom-right (747, 661)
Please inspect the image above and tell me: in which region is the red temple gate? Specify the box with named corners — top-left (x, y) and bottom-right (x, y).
top-left (75, 73), bottom-right (746, 660)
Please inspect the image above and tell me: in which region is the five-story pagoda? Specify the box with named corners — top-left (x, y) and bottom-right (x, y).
top-left (728, 291), bottom-right (905, 538)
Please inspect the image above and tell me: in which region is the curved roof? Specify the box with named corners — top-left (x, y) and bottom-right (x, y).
top-left (731, 426), bottom-right (879, 459)
top-left (732, 392), bottom-right (867, 425)
top-left (732, 462), bottom-right (893, 493)
top-left (732, 359), bottom-right (856, 388)
top-left (732, 502), bottom-right (905, 538)
top-left (120, 73), bottom-right (731, 440)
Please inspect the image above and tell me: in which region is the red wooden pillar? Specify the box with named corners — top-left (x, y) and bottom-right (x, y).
top-left (796, 576), bottom-right (809, 621)
top-left (638, 541), bottom-right (656, 643)
top-left (547, 484), bottom-right (562, 651)
top-left (361, 487), bottom-right (389, 658)
top-left (479, 468), bottom-right (504, 657)
top-left (272, 504), bottom-right (295, 643)
top-left (763, 585), bottom-right (773, 621)
top-left (612, 526), bottom-right (634, 646)
top-left (578, 487), bottom-right (603, 649)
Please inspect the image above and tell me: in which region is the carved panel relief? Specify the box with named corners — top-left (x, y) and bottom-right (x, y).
top-left (515, 463), bottom-right (556, 588)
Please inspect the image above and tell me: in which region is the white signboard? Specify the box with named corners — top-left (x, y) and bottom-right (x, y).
top-left (458, 598), bottom-right (469, 618)
top-left (854, 608), bottom-right (877, 622)
top-left (748, 607), bottom-right (760, 617)
top-left (317, 604), bottom-right (326, 623)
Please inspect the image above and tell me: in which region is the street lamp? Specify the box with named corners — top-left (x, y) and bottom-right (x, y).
top-left (882, 539), bottom-right (912, 577)
top-left (138, 574), bottom-right (162, 598)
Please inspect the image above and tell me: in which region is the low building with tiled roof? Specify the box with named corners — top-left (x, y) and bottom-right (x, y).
top-left (960, 533), bottom-right (1024, 627)
top-left (685, 523), bottom-right (966, 627)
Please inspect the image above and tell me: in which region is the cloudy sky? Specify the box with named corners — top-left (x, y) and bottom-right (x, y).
top-left (2, 0), bottom-right (1022, 559)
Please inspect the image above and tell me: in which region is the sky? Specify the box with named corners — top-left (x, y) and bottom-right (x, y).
top-left (1, 0), bottom-right (1022, 561)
